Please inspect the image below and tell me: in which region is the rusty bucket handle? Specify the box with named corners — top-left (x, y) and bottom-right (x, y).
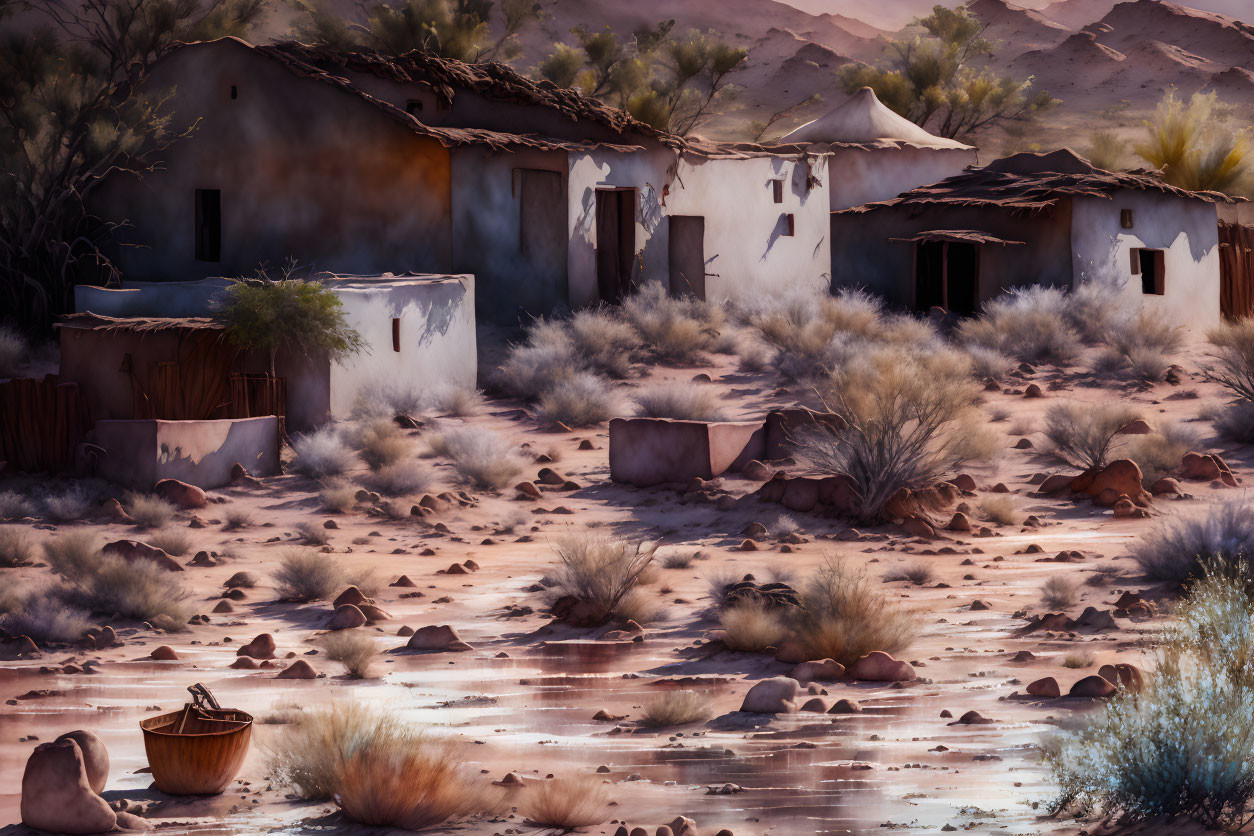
top-left (187, 682), bottom-right (221, 710)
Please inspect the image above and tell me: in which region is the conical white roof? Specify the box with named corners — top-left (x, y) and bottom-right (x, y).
top-left (782, 87), bottom-right (972, 149)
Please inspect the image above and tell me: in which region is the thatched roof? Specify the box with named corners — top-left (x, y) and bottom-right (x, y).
top-left (888, 229), bottom-right (1025, 245)
top-left (57, 313), bottom-right (224, 334)
top-left (838, 149), bottom-right (1239, 215)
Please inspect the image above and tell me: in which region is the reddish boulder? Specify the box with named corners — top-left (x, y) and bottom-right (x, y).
top-left (739, 677), bottom-right (799, 714)
top-left (847, 651), bottom-right (916, 682)
top-left (1069, 675), bottom-right (1117, 698)
top-left (789, 659), bottom-right (845, 682)
top-left (276, 660), bottom-right (317, 679)
top-left (236, 633), bottom-right (276, 659)
top-left (149, 646), bottom-right (179, 661)
top-left (1075, 460), bottom-right (1151, 507)
top-left (1150, 477), bottom-right (1180, 496)
top-left (946, 512), bottom-right (972, 532)
top-left (1038, 474), bottom-right (1076, 494)
top-left (20, 738), bottom-right (117, 834)
top-left (1026, 677), bottom-right (1061, 698)
top-left (153, 478), bottom-right (207, 509)
top-left (781, 479), bottom-right (820, 513)
top-left (326, 604), bottom-right (367, 630)
top-left (1099, 663), bottom-right (1145, 692)
top-left (101, 540), bottom-right (183, 572)
top-left (332, 586), bottom-right (368, 609)
top-left (406, 624), bottom-right (471, 652)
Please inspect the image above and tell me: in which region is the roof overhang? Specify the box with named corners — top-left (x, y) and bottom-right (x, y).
top-left (889, 230), bottom-right (1026, 245)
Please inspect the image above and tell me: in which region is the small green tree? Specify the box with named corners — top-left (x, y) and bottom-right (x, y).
top-left (291, 0), bottom-right (541, 62)
top-left (536, 23), bottom-right (747, 135)
top-left (218, 277), bottom-right (364, 376)
top-left (837, 4), bottom-right (1052, 139)
top-left (1134, 90), bottom-right (1251, 194)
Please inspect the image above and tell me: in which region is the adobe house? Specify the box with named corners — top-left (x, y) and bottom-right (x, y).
top-left (829, 149), bottom-right (1235, 327)
top-left (64, 274), bottom-right (476, 433)
top-left (90, 38), bottom-right (833, 321)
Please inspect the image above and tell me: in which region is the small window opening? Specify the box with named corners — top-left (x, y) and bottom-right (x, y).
top-left (229, 84), bottom-right (238, 100)
top-left (783, 214), bottom-right (795, 236)
top-left (771, 179), bottom-right (784, 203)
top-left (194, 189), bottom-right (221, 262)
top-left (1120, 209), bottom-right (1134, 229)
top-left (1132, 247), bottom-right (1165, 295)
top-left (406, 99), bottom-right (423, 115)
top-left (392, 317), bottom-right (401, 352)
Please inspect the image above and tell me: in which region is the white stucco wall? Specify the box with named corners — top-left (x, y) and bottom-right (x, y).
top-left (326, 275), bottom-right (478, 421)
top-left (1071, 192), bottom-right (1222, 330)
top-left (667, 153), bottom-right (831, 300)
top-left (826, 145), bottom-right (978, 211)
top-left (566, 148), bottom-right (674, 308)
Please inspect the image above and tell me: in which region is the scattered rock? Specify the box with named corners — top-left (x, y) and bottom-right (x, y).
top-left (789, 659), bottom-right (845, 682)
top-left (828, 698), bottom-right (862, 714)
top-left (848, 651), bottom-right (916, 682)
top-left (406, 625), bottom-right (472, 652)
top-left (276, 660), bottom-right (317, 679)
top-left (149, 646), bottom-right (178, 661)
top-left (1069, 675), bottom-right (1117, 698)
top-left (236, 634), bottom-right (276, 660)
top-left (1026, 677), bottom-right (1061, 698)
top-left (20, 737), bottom-right (117, 834)
top-left (153, 478), bottom-right (207, 509)
top-left (327, 604), bottom-right (367, 630)
top-left (739, 677), bottom-right (800, 714)
top-left (101, 540), bottom-right (183, 572)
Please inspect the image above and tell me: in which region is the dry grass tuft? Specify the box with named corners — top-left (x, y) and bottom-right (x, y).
top-left (1130, 500), bottom-right (1254, 586)
top-left (427, 426), bottom-right (526, 490)
top-left (223, 506), bottom-right (254, 529)
top-left (569, 308), bottom-right (641, 379)
top-left (633, 382), bottom-right (727, 421)
top-left (361, 460), bottom-right (435, 496)
top-left (518, 775), bottom-right (610, 828)
top-left (1211, 400), bottom-right (1254, 444)
top-left (319, 483), bottom-right (358, 513)
top-left (43, 531), bottom-right (101, 579)
top-left (885, 561), bottom-right (935, 586)
top-left (535, 371), bottom-right (621, 428)
top-left (639, 690), bottom-right (711, 727)
top-left (124, 492), bottom-right (177, 529)
top-left (427, 384), bottom-right (486, 416)
top-left (1205, 317), bottom-right (1254, 402)
top-left (719, 600), bottom-right (787, 652)
top-left (0, 325), bottom-right (27, 378)
top-left (1124, 421), bottom-right (1201, 486)
top-left (959, 286), bottom-right (1080, 365)
top-left (296, 521), bottom-right (332, 546)
top-left (792, 558), bottom-right (918, 665)
top-left (267, 702), bottom-right (502, 827)
top-left (622, 282), bottom-right (723, 363)
top-left (320, 631), bottom-right (379, 678)
top-left (272, 548), bottom-right (344, 602)
top-left (0, 588), bottom-right (93, 643)
top-left (548, 534), bottom-right (656, 626)
top-left (42, 536), bottom-right (190, 631)
top-left (1063, 652), bottom-right (1094, 669)
top-left (291, 427), bottom-right (355, 478)
top-left (355, 420), bottom-right (410, 470)
top-left (979, 496), bottom-right (1022, 526)
top-left (1042, 576), bottom-right (1080, 610)
top-left (146, 527), bottom-right (195, 557)
top-left (42, 485), bottom-right (94, 522)
top-left (0, 527), bottom-right (35, 567)
top-left (0, 490), bottom-right (35, 520)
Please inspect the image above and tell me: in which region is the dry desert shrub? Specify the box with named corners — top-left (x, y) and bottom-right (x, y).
top-left (959, 286), bottom-right (1080, 365)
top-left (885, 561), bottom-right (935, 586)
top-left (361, 460), bottom-right (434, 496)
top-left (979, 495), bottom-right (1022, 526)
top-left (568, 307), bottom-right (641, 379)
top-left (639, 689), bottom-right (711, 728)
top-left (1123, 421), bottom-right (1201, 486)
top-left (660, 550), bottom-right (694, 569)
top-left (1210, 400), bottom-right (1254, 444)
top-left (719, 600), bottom-right (787, 652)
top-left (42, 485), bottom-right (94, 522)
top-left (548, 534), bottom-right (656, 625)
top-left (267, 702), bottom-right (502, 827)
top-left (1205, 317), bottom-right (1254, 402)
top-left (1042, 402), bottom-right (1141, 471)
top-left (43, 530), bottom-right (101, 578)
top-left (320, 482), bottom-right (358, 513)
top-left (797, 347), bottom-right (989, 522)
top-left (146, 527), bottom-right (195, 557)
top-left (0, 490), bottom-right (35, 520)
top-left (1048, 564), bottom-right (1254, 828)
top-left (519, 775), bottom-right (610, 828)
top-left (272, 548), bottom-right (344, 602)
top-left (1085, 130), bottom-right (1129, 173)
top-left (744, 288), bottom-right (889, 381)
top-left (1065, 276), bottom-right (1125, 342)
top-left (296, 521), bottom-right (331, 546)
top-left (320, 630), bottom-right (379, 678)
top-left (0, 588), bottom-right (93, 643)
top-left (291, 427), bottom-right (355, 478)
top-left (1099, 310), bottom-right (1185, 381)
top-left (0, 324), bottom-right (26, 378)
top-left (1130, 500), bottom-right (1254, 585)
top-left (427, 384), bottom-right (486, 417)
top-left (427, 426), bottom-right (526, 490)
top-left (535, 371), bottom-right (621, 428)
top-left (633, 382), bottom-right (727, 422)
top-left (622, 281), bottom-right (723, 363)
top-left (1041, 576), bottom-right (1080, 610)
top-left (494, 319), bottom-right (583, 401)
top-left (965, 344), bottom-right (1016, 382)
top-left (0, 527), bottom-right (34, 567)
top-left (792, 558), bottom-right (918, 665)
top-left (354, 420), bottom-right (410, 470)
top-left (1062, 651), bottom-right (1093, 668)
top-left (769, 514), bottom-right (799, 537)
top-left (124, 492), bottom-right (176, 529)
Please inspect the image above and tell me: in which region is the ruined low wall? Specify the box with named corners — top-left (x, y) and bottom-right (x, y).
top-left (91, 416), bottom-right (280, 489)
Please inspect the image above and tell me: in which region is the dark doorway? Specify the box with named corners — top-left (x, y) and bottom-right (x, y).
top-left (518, 170), bottom-right (565, 263)
top-left (194, 189), bottom-right (221, 263)
top-left (595, 189), bottom-right (636, 304)
top-left (914, 240), bottom-right (979, 315)
top-left (668, 215), bottom-right (706, 299)
top-left (1135, 248), bottom-right (1165, 295)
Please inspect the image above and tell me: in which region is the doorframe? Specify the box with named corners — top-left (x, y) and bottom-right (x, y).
top-left (912, 240), bottom-right (981, 313)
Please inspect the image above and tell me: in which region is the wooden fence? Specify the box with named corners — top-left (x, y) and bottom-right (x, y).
top-left (1220, 221), bottom-right (1254, 320)
top-left (0, 378), bottom-right (90, 473)
top-left (229, 373), bottom-right (287, 436)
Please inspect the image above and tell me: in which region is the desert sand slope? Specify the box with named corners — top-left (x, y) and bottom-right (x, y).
top-left (1008, 32), bottom-right (1127, 101)
top-left (1087, 0), bottom-right (1254, 70)
top-left (967, 0), bottom-right (1073, 52)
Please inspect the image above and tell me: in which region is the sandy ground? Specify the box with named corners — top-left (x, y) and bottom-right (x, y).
top-left (0, 325), bottom-right (1249, 836)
